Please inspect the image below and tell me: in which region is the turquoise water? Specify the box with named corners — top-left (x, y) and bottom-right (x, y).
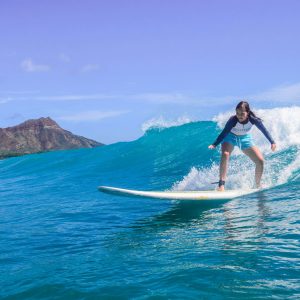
top-left (1, 118), bottom-right (300, 299)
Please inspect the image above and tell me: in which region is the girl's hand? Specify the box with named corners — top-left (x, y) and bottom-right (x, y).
top-left (208, 144), bottom-right (216, 149)
top-left (271, 143), bottom-right (276, 151)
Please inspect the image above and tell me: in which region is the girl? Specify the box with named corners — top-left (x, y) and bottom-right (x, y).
top-left (208, 101), bottom-right (276, 191)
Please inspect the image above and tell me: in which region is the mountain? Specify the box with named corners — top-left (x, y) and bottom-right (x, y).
top-left (0, 117), bottom-right (103, 158)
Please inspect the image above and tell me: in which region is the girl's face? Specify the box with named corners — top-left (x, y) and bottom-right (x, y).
top-left (236, 108), bottom-right (248, 122)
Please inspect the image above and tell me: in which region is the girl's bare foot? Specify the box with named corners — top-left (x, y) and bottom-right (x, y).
top-left (217, 185), bottom-right (225, 192)
top-left (216, 180), bottom-right (225, 191)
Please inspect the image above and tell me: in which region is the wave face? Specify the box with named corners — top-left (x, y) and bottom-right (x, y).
top-left (1, 107), bottom-right (300, 299)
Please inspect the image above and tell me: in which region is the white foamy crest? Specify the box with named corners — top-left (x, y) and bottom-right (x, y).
top-left (142, 115), bottom-right (193, 132)
top-left (172, 147), bottom-right (300, 191)
top-left (213, 106), bottom-right (300, 153)
top-left (172, 158), bottom-right (255, 191)
top-left (171, 165), bottom-right (219, 191)
top-left (276, 148), bottom-right (300, 185)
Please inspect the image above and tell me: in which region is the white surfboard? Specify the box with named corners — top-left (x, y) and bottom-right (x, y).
top-left (98, 186), bottom-right (258, 201)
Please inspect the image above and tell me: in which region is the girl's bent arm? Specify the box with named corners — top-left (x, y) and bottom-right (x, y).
top-left (212, 116), bottom-right (237, 147)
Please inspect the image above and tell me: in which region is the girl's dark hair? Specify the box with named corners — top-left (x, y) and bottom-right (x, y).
top-left (236, 101), bottom-right (261, 120)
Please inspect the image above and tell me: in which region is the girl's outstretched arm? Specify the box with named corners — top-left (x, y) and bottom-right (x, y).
top-left (250, 116), bottom-right (275, 145)
top-left (210, 116), bottom-right (237, 148)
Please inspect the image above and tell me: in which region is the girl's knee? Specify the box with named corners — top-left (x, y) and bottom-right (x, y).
top-left (222, 151), bottom-right (231, 159)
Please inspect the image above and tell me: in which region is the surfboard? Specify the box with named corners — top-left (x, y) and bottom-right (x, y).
top-left (98, 186), bottom-right (258, 201)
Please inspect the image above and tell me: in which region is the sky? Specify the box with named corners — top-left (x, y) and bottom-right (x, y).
top-left (0, 0), bottom-right (300, 144)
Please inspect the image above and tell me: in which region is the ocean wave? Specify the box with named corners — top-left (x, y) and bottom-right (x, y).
top-left (141, 115), bottom-right (194, 132)
top-left (1, 107), bottom-right (299, 193)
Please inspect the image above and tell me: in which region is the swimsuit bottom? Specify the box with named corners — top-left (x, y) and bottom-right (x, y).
top-left (222, 132), bottom-right (254, 150)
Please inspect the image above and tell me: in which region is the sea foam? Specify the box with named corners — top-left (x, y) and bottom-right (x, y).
top-left (141, 115), bottom-right (193, 132)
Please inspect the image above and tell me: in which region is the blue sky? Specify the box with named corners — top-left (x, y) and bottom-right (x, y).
top-left (0, 0), bottom-right (300, 143)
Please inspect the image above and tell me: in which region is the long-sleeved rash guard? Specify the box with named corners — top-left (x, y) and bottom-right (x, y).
top-left (212, 115), bottom-right (275, 147)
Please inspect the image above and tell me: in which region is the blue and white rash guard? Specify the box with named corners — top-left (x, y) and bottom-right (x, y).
top-left (212, 115), bottom-right (275, 147)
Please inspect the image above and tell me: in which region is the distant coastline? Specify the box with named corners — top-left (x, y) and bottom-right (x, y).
top-left (0, 117), bottom-right (104, 159)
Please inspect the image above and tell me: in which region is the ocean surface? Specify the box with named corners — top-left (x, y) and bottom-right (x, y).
top-left (1, 107), bottom-right (300, 299)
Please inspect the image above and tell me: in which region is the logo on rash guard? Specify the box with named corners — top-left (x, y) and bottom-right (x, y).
top-left (231, 121), bottom-right (253, 136)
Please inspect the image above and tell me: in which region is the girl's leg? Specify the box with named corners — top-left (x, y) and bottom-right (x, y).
top-left (242, 146), bottom-right (264, 188)
top-left (218, 142), bottom-right (234, 191)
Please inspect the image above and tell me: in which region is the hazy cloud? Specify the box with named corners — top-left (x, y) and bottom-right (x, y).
top-left (0, 97), bottom-right (12, 104)
top-left (33, 94), bottom-right (117, 101)
top-left (82, 64), bottom-right (100, 72)
top-left (0, 90), bottom-right (39, 95)
top-left (58, 110), bottom-right (130, 122)
top-left (132, 92), bottom-right (192, 104)
top-left (0, 92), bottom-right (190, 103)
top-left (2, 82), bottom-right (300, 106)
top-left (250, 82), bottom-right (300, 103)
top-left (59, 53), bottom-right (71, 63)
top-left (6, 113), bottom-right (24, 121)
top-left (21, 58), bottom-right (50, 72)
